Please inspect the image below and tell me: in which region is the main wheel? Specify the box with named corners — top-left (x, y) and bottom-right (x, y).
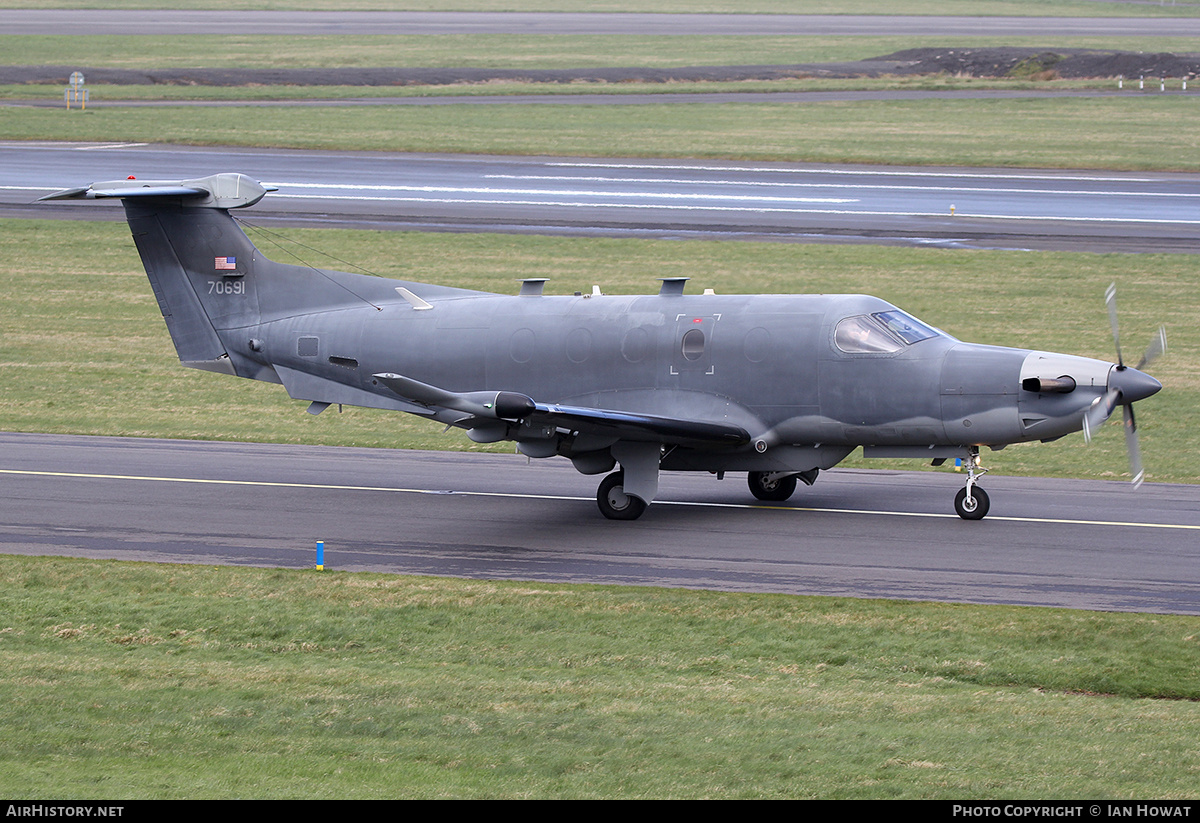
top-left (597, 472), bottom-right (648, 521)
top-left (954, 486), bottom-right (990, 520)
top-left (747, 471), bottom-right (798, 502)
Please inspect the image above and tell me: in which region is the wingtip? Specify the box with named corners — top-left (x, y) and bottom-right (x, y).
top-left (37, 186), bottom-right (90, 202)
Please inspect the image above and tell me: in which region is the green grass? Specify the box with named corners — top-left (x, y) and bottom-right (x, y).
top-left (7, 97), bottom-right (1200, 172)
top-left (0, 76), bottom-right (1130, 104)
top-left (2, 219), bottom-right (1194, 484)
top-left (4, 0), bottom-right (1198, 16)
top-left (7, 34), bottom-right (1200, 72)
top-left (1, 555), bottom-right (1197, 799)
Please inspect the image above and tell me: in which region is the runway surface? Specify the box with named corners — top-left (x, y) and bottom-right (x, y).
top-left (3, 11), bottom-right (1199, 37)
top-left (7, 142), bottom-right (1200, 252)
top-left (3, 432), bottom-right (1198, 615)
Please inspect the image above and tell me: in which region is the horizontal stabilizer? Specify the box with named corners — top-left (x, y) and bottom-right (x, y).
top-left (44, 185), bottom-right (207, 200)
top-left (278, 367), bottom-right (432, 416)
top-left (38, 172), bottom-right (276, 210)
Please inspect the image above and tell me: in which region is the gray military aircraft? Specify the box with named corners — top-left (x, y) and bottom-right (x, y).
top-left (41, 172), bottom-right (1166, 520)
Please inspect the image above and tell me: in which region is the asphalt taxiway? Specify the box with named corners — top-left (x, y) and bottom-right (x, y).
top-left (8, 143), bottom-right (1200, 252)
top-left (3, 433), bottom-right (1198, 615)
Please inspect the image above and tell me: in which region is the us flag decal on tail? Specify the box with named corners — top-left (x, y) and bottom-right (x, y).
top-left (214, 256), bottom-right (237, 270)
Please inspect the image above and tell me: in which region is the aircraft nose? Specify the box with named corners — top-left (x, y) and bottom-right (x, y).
top-left (1110, 366), bottom-right (1161, 404)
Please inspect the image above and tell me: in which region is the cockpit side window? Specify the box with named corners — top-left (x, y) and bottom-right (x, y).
top-left (835, 310), bottom-right (944, 354)
top-left (834, 315), bottom-right (903, 353)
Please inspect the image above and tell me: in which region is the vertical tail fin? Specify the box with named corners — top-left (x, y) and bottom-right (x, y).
top-left (124, 201), bottom-right (264, 373)
top-left (40, 173), bottom-right (275, 376)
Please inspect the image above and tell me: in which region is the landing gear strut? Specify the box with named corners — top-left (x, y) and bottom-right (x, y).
top-left (953, 448), bottom-right (990, 520)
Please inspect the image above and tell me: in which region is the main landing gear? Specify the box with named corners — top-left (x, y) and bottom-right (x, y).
top-left (953, 448), bottom-right (990, 520)
top-left (746, 469), bottom-right (819, 502)
top-left (597, 471), bottom-right (648, 521)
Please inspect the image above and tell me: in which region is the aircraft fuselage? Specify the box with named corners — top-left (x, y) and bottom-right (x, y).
top-left (41, 173), bottom-right (1163, 520)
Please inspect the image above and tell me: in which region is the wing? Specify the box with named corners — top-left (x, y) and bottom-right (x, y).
top-left (372, 372), bottom-right (750, 448)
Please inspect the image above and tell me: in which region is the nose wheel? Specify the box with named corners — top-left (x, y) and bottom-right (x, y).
top-left (954, 448), bottom-right (990, 520)
top-left (954, 485), bottom-right (990, 520)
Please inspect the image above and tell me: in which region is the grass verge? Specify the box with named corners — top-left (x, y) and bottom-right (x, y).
top-left (1, 555), bottom-right (1198, 799)
top-left (6, 34), bottom-right (1200, 72)
top-left (5, 0), bottom-right (1198, 16)
top-left (0, 75), bottom-right (1132, 102)
top-left (6, 97), bottom-right (1200, 172)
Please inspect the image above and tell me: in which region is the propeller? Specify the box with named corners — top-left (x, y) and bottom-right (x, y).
top-left (1083, 284), bottom-right (1165, 487)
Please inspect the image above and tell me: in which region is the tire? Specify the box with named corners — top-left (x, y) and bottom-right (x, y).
top-left (747, 471), bottom-right (798, 502)
top-left (597, 472), bottom-right (648, 521)
top-left (954, 486), bottom-right (990, 520)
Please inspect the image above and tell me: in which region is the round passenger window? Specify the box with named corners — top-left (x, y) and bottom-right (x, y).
top-left (681, 328), bottom-right (705, 361)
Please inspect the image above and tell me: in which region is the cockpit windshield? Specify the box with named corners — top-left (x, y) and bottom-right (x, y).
top-left (872, 310), bottom-right (940, 344)
top-left (834, 310), bottom-right (942, 354)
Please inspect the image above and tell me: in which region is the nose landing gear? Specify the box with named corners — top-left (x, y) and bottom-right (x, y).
top-left (954, 448), bottom-right (990, 520)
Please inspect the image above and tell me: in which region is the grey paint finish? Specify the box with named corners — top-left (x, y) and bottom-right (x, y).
top-left (40, 173), bottom-right (1162, 520)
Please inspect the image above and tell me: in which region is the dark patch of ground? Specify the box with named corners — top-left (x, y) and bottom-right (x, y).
top-left (3, 48), bottom-right (1198, 87)
top-left (878, 47), bottom-right (1200, 80)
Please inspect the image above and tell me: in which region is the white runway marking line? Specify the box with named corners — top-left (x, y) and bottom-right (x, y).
top-left (266, 180), bottom-right (1197, 224)
top-left (268, 181), bottom-right (856, 205)
top-left (486, 173), bottom-right (1200, 201)
top-left (4, 468), bottom-right (1198, 531)
top-left (267, 192), bottom-right (1198, 224)
top-left (548, 161), bottom-right (1160, 183)
top-left (72, 142), bottom-right (150, 150)
top-left (0, 186), bottom-right (72, 193)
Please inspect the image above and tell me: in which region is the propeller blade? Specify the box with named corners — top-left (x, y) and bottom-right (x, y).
top-left (1124, 404), bottom-right (1144, 488)
top-left (1082, 388), bottom-right (1120, 444)
top-left (1136, 326), bottom-right (1167, 371)
top-left (1105, 282), bottom-right (1124, 368)
top-left (1095, 285), bottom-right (1160, 487)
